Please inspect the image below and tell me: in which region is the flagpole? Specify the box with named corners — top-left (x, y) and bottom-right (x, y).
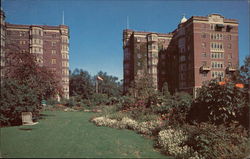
top-left (96, 79), bottom-right (98, 93)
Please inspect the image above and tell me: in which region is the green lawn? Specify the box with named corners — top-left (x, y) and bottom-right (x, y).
top-left (1, 111), bottom-right (170, 158)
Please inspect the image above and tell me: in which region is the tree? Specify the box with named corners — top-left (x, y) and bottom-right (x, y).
top-left (4, 51), bottom-right (62, 100)
top-left (127, 73), bottom-right (157, 100)
top-left (94, 71), bottom-right (122, 97)
top-left (1, 51), bottom-right (61, 126)
top-left (231, 55), bottom-right (250, 86)
top-left (69, 69), bottom-right (94, 98)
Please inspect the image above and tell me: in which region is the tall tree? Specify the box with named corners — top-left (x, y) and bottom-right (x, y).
top-left (94, 71), bottom-right (122, 97)
top-left (69, 69), bottom-right (94, 98)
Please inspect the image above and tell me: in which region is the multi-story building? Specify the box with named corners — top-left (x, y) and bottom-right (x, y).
top-left (0, 10), bottom-right (70, 99)
top-left (0, 10), bottom-right (6, 78)
top-left (123, 14), bottom-right (238, 96)
top-left (123, 29), bottom-right (173, 92)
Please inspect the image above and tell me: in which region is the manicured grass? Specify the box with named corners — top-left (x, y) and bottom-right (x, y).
top-left (1, 111), bottom-right (170, 158)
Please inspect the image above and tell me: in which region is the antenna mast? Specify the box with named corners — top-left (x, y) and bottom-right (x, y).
top-left (62, 11), bottom-right (65, 25)
top-left (126, 16), bottom-right (129, 29)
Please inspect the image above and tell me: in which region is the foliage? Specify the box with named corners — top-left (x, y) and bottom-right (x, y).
top-left (69, 69), bottom-right (94, 98)
top-left (61, 97), bottom-right (76, 108)
top-left (4, 52), bottom-right (62, 100)
top-left (90, 93), bottom-right (109, 106)
top-left (182, 123), bottom-right (250, 159)
top-left (157, 128), bottom-right (191, 158)
top-left (95, 71), bottom-right (123, 97)
top-left (91, 116), bottom-right (163, 135)
top-left (188, 80), bottom-right (248, 125)
top-left (127, 73), bottom-right (157, 100)
top-left (1, 52), bottom-right (60, 126)
top-left (0, 79), bottom-right (40, 126)
top-left (231, 55), bottom-right (250, 86)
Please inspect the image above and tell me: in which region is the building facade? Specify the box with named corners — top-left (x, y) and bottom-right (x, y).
top-left (0, 10), bottom-right (70, 99)
top-left (123, 14), bottom-right (239, 96)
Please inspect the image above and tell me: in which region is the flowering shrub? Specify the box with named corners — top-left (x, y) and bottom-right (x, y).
top-left (158, 128), bottom-right (189, 157)
top-left (91, 117), bottom-right (117, 127)
top-left (91, 116), bottom-right (162, 135)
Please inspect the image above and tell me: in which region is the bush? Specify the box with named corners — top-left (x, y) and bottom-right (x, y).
top-left (157, 128), bottom-right (191, 158)
top-left (119, 95), bottom-right (136, 110)
top-left (0, 79), bottom-right (41, 126)
top-left (90, 93), bottom-right (109, 106)
top-left (182, 123), bottom-right (250, 159)
top-left (188, 80), bottom-right (248, 125)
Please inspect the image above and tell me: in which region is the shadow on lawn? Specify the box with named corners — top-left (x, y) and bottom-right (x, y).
top-left (19, 128), bottom-right (33, 131)
top-left (38, 113), bottom-right (56, 120)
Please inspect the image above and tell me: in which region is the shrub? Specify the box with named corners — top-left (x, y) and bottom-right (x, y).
top-left (119, 95), bottom-right (136, 110)
top-left (182, 123), bottom-right (250, 159)
top-left (61, 98), bottom-right (76, 108)
top-left (90, 93), bottom-right (109, 106)
top-left (46, 98), bottom-right (60, 106)
top-left (91, 116), bottom-right (163, 135)
top-left (157, 128), bottom-right (190, 158)
top-left (188, 80), bottom-right (247, 125)
top-left (0, 79), bottom-right (41, 126)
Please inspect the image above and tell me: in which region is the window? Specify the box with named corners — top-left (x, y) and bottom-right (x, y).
top-left (137, 53), bottom-right (142, 59)
top-left (52, 41), bottom-right (56, 46)
top-left (201, 33), bottom-right (206, 38)
top-left (210, 24), bottom-right (215, 30)
top-left (210, 33), bottom-right (223, 40)
top-left (51, 68), bottom-right (56, 73)
top-left (202, 73), bottom-right (207, 77)
top-left (228, 44), bottom-right (232, 49)
top-left (211, 61), bottom-right (224, 68)
top-left (228, 35), bottom-right (231, 40)
top-left (228, 53), bottom-right (232, 59)
top-left (212, 71), bottom-right (224, 78)
top-left (52, 50), bottom-right (56, 54)
top-left (202, 42), bottom-right (206, 48)
top-left (211, 52), bottom-right (224, 59)
top-left (211, 42), bottom-right (223, 50)
top-left (202, 61), bottom-right (207, 66)
top-left (202, 52), bottom-right (207, 57)
top-left (19, 41), bottom-right (26, 45)
top-left (62, 69), bottom-right (69, 76)
top-left (51, 59), bottom-right (56, 64)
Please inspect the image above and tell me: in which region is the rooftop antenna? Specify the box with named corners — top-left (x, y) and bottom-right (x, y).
top-left (62, 11), bottom-right (65, 25)
top-left (126, 16), bottom-right (129, 29)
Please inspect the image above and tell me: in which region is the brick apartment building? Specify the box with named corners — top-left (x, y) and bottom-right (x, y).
top-left (0, 10), bottom-right (70, 99)
top-left (123, 14), bottom-right (238, 96)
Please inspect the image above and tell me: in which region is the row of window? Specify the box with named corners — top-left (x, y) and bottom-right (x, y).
top-left (210, 42), bottom-right (223, 49)
top-left (31, 29), bottom-right (43, 36)
top-left (210, 33), bottom-right (223, 40)
top-left (201, 52), bottom-right (233, 59)
top-left (211, 71), bottom-right (224, 78)
top-left (211, 61), bottom-right (224, 68)
top-left (211, 52), bottom-right (224, 59)
top-left (148, 44), bottom-right (158, 50)
top-left (61, 45), bottom-right (69, 51)
top-left (201, 33), bottom-right (232, 41)
top-left (51, 59), bottom-right (69, 66)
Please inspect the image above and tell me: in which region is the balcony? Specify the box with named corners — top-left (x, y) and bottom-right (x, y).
top-left (226, 66), bottom-right (237, 73)
top-left (200, 65), bottom-right (211, 72)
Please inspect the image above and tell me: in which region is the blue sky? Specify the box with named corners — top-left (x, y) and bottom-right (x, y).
top-left (2, 0), bottom-right (249, 80)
